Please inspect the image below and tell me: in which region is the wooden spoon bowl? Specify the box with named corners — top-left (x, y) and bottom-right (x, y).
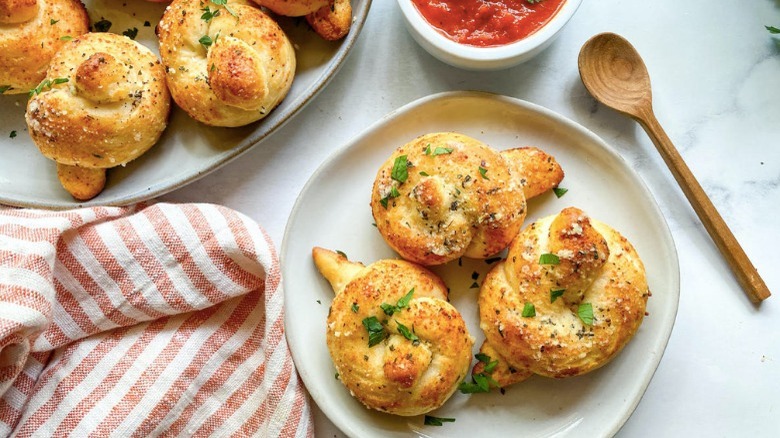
top-left (578, 33), bottom-right (652, 118)
top-left (578, 32), bottom-right (771, 303)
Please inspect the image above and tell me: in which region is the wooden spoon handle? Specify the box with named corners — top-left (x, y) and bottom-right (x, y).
top-left (636, 107), bottom-right (771, 303)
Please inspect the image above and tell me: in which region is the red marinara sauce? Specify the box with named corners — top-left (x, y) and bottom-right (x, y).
top-left (411, 0), bottom-right (567, 47)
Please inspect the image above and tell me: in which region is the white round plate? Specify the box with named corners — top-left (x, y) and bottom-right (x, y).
top-left (282, 91), bottom-right (679, 437)
top-left (0, 0), bottom-right (371, 208)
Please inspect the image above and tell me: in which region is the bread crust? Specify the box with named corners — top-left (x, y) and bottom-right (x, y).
top-left (25, 32), bottom-right (170, 170)
top-left (24, 32), bottom-right (170, 200)
top-left (56, 163), bottom-right (106, 201)
top-left (477, 207), bottom-right (649, 386)
top-left (313, 247), bottom-right (474, 416)
top-left (305, 0), bottom-right (351, 41)
top-left (250, 0), bottom-right (328, 16)
top-left (371, 132), bottom-right (564, 266)
top-left (157, 0), bottom-right (296, 127)
top-left (0, 0), bottom-right (89, 94)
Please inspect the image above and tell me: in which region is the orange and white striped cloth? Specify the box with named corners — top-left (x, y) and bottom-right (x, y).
top-left (0, 202), bottom-right (313, 437)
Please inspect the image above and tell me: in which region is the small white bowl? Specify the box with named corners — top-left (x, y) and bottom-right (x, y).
top-left (397, 0), bottom-right (582, 70)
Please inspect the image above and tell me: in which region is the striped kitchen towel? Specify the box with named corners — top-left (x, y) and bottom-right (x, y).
top-left (0, 202), bottom-right (313, 437)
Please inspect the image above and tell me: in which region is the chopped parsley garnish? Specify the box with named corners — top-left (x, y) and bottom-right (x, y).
top-left (521, 302), bottom-right (536, 317)
top-left (475, 353), bottom-right (498, 373)
top-left (419, 171), bottom-right (429, 176)
top-left (458, 372), bottom-right (495, 394)
top-left (391, 155), bottom-right (409, 183)
top-left (144, 20), bottom-right (151, 27)
top-left (351, 303), bottom-right (359, 313)
top-left (458, 354), bottom-right (499, 394)
top-left (380, 288), bottom-right (414, 316)
top-left (59, 35), bottom-right (72, 41)
top-left (0, 85), bottom-right (11, 94)
top-left (396, 288), bottom-right (414, 308)
top-left (424, 416), bottom-right (455, 426)
top-left (478, 166), bottom-right (489, 180)
top-left (10, 131), bottom-right (17, 138)
top-left (199, 35), bottom-right (214, 47)
top-left (553, 187), bottom-right (568, 198)
top-left (475, 352), bottom-right (490, 362)
top-left (578, 303), bottom-right (594, 325)
top-left (50, 19), bottom-right (59, 25)
top-left (395, 320), bottom-right (419, 345)
top-left (29, 78), bottom-right (68, 96)
top-left (539, 253), bottom-right (560, 265)
top-left (94, 19), bottom-right (112, 32)
top-left (211, 0), bottom-right (238, 17)
top-left (336, 250), bottom-right (347, 259)
top-left (550, 288), bottom-right (565, 303)
top-left (361, 316), bottom-right (387, 347)
top-left (123, 27), bottom-right (138, 39)
top-left (471, 271), bottom-right (479, 280)
top-left (335, 372), bottom-right (339, 380)
top-left (424, 144), bottom-right (454, 156)
top-left (766, 25), bottom-right (780, 34)
top-left (201, 6), bottom-right (220, 21)
top-left (469, 282), bottom-right (479, 289)
top-left (379, 186), bottom-right (401, 208)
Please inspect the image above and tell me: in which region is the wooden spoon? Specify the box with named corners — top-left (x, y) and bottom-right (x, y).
top-left (578, 32), bottom-right (771, 303)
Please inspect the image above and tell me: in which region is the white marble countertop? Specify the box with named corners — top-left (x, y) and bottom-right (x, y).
top-left (165, 0), bottom-right (780, 435)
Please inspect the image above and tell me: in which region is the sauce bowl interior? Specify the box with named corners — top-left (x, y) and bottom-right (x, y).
top-left (397, 0), bottom-right (583, 70)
